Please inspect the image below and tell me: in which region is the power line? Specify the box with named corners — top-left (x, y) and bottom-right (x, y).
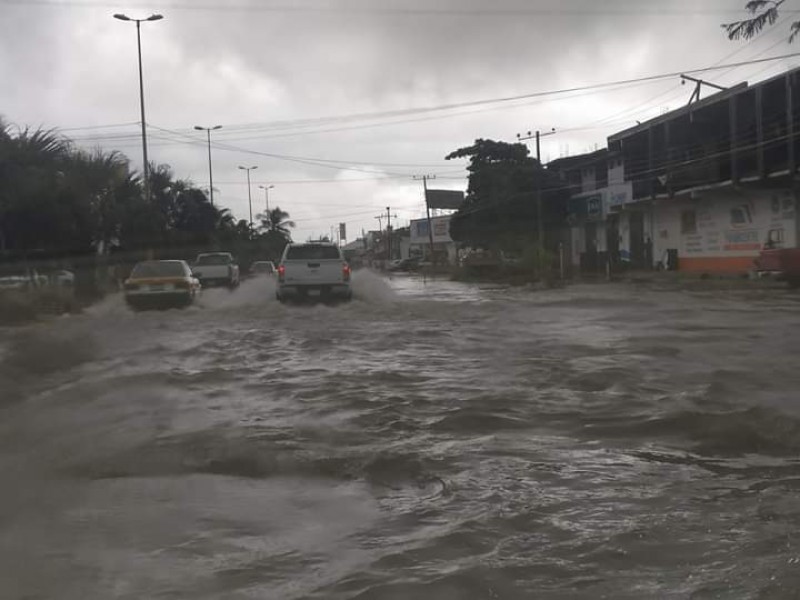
top-left (58, 121), bottom-right (141, 132)
top-left (145, 123), bottom-right (417, 176)
top-left (3, 0), bottom-right (793, 17)
top-left (557, 28), bottom-right (800, 135)
top-left (66, 52), bottom-right (800, 146)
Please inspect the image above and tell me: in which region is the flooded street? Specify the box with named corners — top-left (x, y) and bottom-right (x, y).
top-left (2, 273), bottom-right (800, 599)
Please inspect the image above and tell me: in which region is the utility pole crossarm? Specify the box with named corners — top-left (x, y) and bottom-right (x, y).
top-left (516, 128), bottom-right (556, 166)
top-left (680, 74), bottom-right (728, 105)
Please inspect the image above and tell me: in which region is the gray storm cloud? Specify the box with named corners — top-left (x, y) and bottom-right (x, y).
top-left (1, 0), bottom-right (788, 237)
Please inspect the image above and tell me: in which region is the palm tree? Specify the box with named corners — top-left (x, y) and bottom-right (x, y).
top-left (215, 207), bottom-right (236, 231)
top-left (0, 123), bottom-right (72, 253)
top-left (258, 207), bottom-right (295, 237)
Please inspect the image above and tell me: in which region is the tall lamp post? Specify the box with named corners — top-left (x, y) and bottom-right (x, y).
top-left (259, 184), bottom-right (274, 214)
top-left (194, 125), bottom-right (222, 205)
top-left (238, 165), bottom-right (258, 226)
top-left (113, 12), bottom-right (164, 201)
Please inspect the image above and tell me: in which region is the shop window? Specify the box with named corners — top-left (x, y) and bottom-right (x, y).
top-left (681, 210), bottom-right (697, 234)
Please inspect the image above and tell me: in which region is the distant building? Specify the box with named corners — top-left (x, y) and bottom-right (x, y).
top-left (341, 238), bottom-right (367, 268)
top-left (410, 215), bottom-right (457, 264)
top-left (549, 149), bottom-right (618, 273)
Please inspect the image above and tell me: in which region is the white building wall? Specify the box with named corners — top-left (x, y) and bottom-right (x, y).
top-left (653, 202), bottom-right (682, 267)
top-left (653, 188), bottom-right (797, 272)
top-left (580, 168), bottom-right (596, 193)
top-left (608, 158), bottom-right (625, 186)
top-left (595, 223), bottom-right (608, 253)
top-left (571, 225), bottom-right (584, 267)
top-left (399, 237), bottom-right (411, 260)
top-left (618, 212), bottom-right (631, 262)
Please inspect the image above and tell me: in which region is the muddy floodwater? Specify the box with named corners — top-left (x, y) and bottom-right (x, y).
top-left (2, 273), bottom-right (800, 599)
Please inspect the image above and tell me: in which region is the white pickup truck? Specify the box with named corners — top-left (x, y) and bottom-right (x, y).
top-left (276, 243), bottom-right (352, 303)
top-left (192, 252), bottom-right (240, 288)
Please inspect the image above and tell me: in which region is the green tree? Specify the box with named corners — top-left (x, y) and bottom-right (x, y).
top-left (256, 207), bottom-right (295, 260)
top-left (0, 122), bottom-right (72, 252)
top-left (258, 207), bottom-right (295, 236)
top-left (724, 1), bottom-right (800, 42)
top-left (445, 139), bottom-right (566, 251)
top-left (0, 115), bottom-right (258, 272)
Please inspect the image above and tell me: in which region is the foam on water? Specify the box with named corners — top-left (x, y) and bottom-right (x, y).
top-left (3, 279), bottom-right (800, 599)
top-left (197, 276), bottom-right (277, 310)
top-left (350, 269), bottom-right (400, 304)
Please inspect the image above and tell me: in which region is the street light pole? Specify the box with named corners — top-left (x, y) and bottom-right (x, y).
top-left (194, 125), bottom-right (222, 205)
top-left (259, 184), bottom-right (274, 214)
top-left (114, 13), bottom-right (163, 201)
top-left (238, 165), bottom-right (258, 227)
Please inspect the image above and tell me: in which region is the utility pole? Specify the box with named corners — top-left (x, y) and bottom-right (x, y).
top-left (517, 128), bottom-right (556, 251)
top-left (413, 174), bottom-right (436, 260)
top-left (386, 206), bottom-right (396, 261)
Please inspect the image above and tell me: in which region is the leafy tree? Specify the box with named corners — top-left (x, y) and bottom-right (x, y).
top-left (724, 1), bottom-right (800, 42)
top-left (0, 115), bottom-right (280, 288)
top-left (445, 139), bottom-right (566, 251)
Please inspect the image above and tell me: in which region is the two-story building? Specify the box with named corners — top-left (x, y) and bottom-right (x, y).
top-left (608, 67), bottom-right (800, 274)
top-left (549, 149), bottom-right (636, 273)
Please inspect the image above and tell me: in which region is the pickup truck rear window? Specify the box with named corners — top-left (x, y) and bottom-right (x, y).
top-left (196, 254), bottom-right (232, 265)
top-left (285, 246), bottom-right (341, 260)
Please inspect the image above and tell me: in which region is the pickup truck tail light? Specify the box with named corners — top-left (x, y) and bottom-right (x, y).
top-left (342, 263), bottom-right (351, 281)
top-left (277, 265), bottom-right (286, 282)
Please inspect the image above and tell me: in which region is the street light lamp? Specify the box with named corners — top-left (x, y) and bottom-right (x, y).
top-left (194, 125), bottom-right (222, 206)
top-left (258, 184), bottom-right (274, 213)
top-left (114, 12), bottom-right (164, 201)
top-left (238, 165), bottom-right (258, 226)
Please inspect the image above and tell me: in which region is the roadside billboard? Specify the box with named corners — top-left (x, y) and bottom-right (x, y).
top-left (425, 189), bottom-right (465, 210)
top-left (410, 215), bottom-right (453, 244)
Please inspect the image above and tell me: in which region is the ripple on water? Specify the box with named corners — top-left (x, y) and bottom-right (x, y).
top-left (5, 276), bottom-right (800, 598)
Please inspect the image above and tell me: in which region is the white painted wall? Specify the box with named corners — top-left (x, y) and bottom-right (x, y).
top-left (653, 202), bottom-right (682, 266)
top-left (618, 212), bottom-right (631, 262)
top-left (581, 167), bottom-right (597, 193)
top-left (399, 237), bottom-right (411, 260)
top-left (595, 223), bottom-right (608, 253)
top-left (608, 157), bottom-right (625, 186)
top-left (653, 189), bottom-right (797, 263)
top-left (571, 225), bottom-right (584, 267)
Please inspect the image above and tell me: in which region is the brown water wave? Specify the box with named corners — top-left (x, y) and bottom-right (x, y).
top-left (2, 275), bottom-right (800, 599)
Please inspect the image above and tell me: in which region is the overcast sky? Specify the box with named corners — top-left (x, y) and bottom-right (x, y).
top-left (2, 0), bottom-right (798, 241)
